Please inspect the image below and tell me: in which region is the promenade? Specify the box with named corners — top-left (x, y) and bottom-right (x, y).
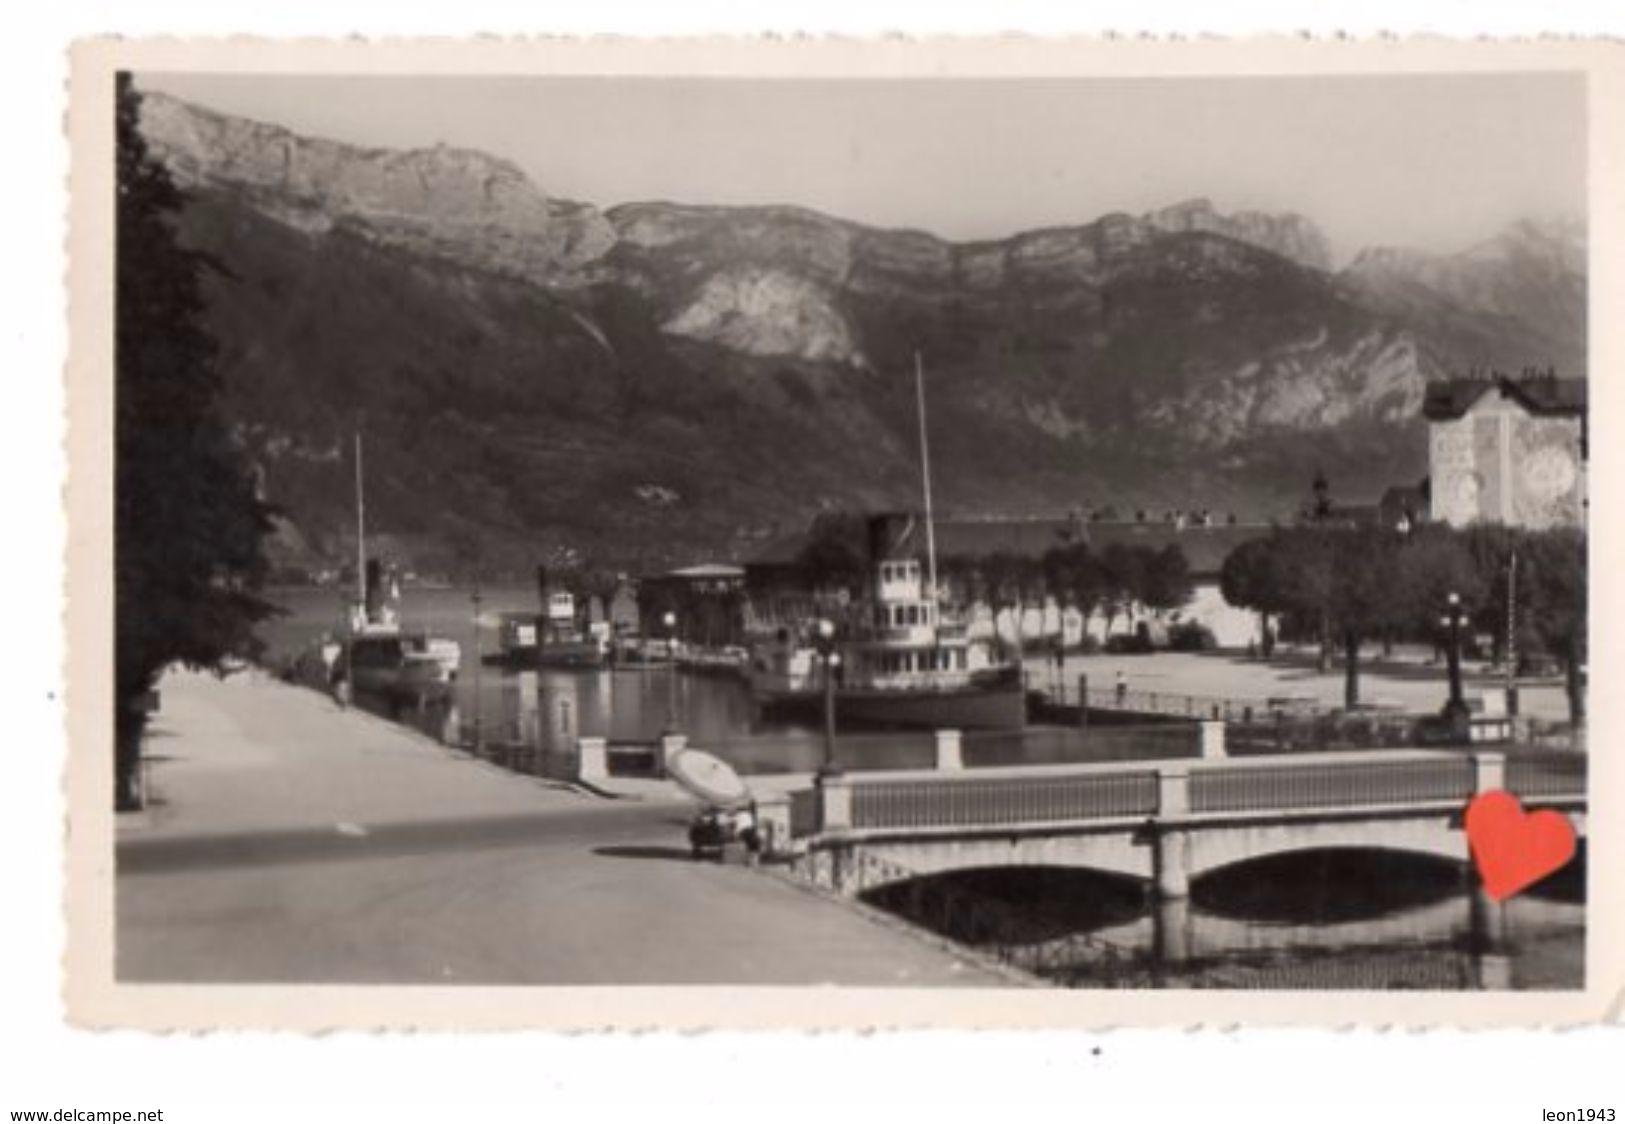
top-left (1035, 646), bottom-right (1573, 721)
top-left (116, 669), bottom-right (1014, 986)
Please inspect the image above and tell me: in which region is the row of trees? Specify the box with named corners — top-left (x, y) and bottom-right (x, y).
top-left (786, 517), bottom-right (1196, 650)
top-left (1219, 523), bottom-right (1586, 721)
top-left (115, 77), bottom-right (277, 809)
top-left (941, 542), bottom-right (1194, 645)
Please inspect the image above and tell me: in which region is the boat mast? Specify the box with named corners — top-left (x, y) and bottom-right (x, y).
top-left (354, 430), bottom-right (366, 610)
top-left (914, 351), bottom-right (939, 619)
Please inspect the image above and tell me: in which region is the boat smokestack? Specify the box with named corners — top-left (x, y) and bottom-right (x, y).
top-left (364, 558), bottom-right (384, 623)
top-left (866, 513), bottom-right (913, 567)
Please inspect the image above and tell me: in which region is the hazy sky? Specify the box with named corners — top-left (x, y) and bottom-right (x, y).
top-left (138, 72), bottom-right (1585, 264)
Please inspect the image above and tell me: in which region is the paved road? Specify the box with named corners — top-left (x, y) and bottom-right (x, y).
top-left (117, 670), bottom-right (1013, 986)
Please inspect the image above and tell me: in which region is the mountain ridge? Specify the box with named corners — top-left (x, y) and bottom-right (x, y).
top-left (135, 91), bottom-right (1586, 577)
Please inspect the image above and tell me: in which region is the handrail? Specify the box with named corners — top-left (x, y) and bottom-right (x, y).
top-left (1506, 754), bottom-right (1588, 798)
top-left (852, 771), bottom-right (1159, 830)
top-left (1189, 756), bottom-right (1475, 815)
top-left (1082, 686), bottom-right (1321, 722)
top-left (797, 751), bottom-right (1584, 835)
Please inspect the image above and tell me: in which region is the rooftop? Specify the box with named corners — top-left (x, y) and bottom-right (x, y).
top-left (1422, 373), bottom-right (1586, 422)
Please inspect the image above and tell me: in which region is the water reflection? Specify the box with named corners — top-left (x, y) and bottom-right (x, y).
top-left (860, 851), bottom-right (1585, 991)
top-left (264, 584), bottom-right (1212, 777)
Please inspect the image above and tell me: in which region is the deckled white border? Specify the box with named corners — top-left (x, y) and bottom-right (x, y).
top-left (63, 34), bottom-right (1625, 1030)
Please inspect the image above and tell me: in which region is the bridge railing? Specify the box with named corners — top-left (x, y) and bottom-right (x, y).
top-left (850, 770), bottom-right (1159, 831)
top-left (1189, 755), bottom-right (1477, 815)
top-left (1506, 754), bottom-right (1587, 799)
top-left (1079, 686), bottom-right (1322, 722)
top-left (796, 750), bottom-right (1584, 838)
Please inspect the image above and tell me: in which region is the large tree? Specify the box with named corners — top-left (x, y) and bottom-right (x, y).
top-left (1219, 535), bottom-right (1288, 652)
top-left (116, 76), bottom-right (276, 809)
top-left (792, 512), bottom-right (868, 605)
top-left (1140, 544), bottom-right (1194, 617)
top-left (1323, 526), bottom-right (1409, 709)
top-left (1518, 527), bottom-right (1587, 724)
top-left (978, 550), bottom-right (1039, 659)
top-left (1272, 527), bottom-right (1339, 671)
top-left (1041, 541), bottom-right (1104, 630)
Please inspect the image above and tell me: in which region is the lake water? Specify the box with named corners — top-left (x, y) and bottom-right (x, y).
top-left (859, 847), bottom-right (1584, 990)
top-left (259, 584), bottom-right (1190, 772)
top-left (261, 584), bottom-right (1585, 990)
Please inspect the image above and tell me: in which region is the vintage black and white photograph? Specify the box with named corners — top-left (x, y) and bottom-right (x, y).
top-left (72, 40), bottom-right (1612, 1021)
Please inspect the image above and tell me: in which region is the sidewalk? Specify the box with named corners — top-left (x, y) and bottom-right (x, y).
top-left (117, 669), bottom-right (1015, 987)
top-left (1041, 646), bottom-right (1573, 720)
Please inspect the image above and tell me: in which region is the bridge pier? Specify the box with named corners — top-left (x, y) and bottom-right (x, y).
top-left (816, 771), bottom-right (853, 833)
top-left (1153, 829), bottom-right (1190, 900)
top-left (1153, 895), bottom-right (1192, 964)
top-left (1153, 765), bottom-right (1192, 899)
top-left (1472, 750), bottom-right (1506, 793)
top-left (827, 844), bottom-right (856, 895)
top-left (1468, 883), bottom-right (1508, 950)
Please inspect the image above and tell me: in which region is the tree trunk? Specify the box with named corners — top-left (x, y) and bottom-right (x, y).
top-left (1343, 630), bottom-right (1361, 710)
top-left (115, 704), bottom-right (147, 811)
top-left (1567, 635), bottom-right (1586, 725)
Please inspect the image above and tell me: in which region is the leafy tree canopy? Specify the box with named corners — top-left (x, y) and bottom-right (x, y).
top-left (115, 75), bottom-right (277, 807)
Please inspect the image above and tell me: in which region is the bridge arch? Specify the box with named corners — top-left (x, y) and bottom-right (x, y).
top-left (1183, 815), bottom-right (1472, 882)
top-left (1189, 846), bottom-right (1470, 925)
top-left (820, 829), bottom-right (1155, 893)
top-left (858, 863), bottom-right (1149, 939)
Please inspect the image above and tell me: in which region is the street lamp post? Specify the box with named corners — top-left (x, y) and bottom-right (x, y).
top-left (663, 610), bottom-right (678, 732)
top-left (1505, 552), bottom-right (1520, 717)
top-left (471, 584), bottom-right (484, 750)
top-left (814, 617), bottom-right (843, 779)
top-left (1440, 590), bottom-right (1470, 737)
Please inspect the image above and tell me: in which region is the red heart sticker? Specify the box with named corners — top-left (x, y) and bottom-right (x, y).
top-left (1465, 789), bottom-right (1577, 902)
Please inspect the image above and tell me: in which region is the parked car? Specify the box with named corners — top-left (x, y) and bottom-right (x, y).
top-left (688, 805), bottom-right (761, 861)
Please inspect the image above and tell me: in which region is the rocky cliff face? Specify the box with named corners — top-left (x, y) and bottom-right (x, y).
top-left (139, 91), bottom-right (616, 279)
top-left (1343, 218), bottom-right (1586, 349)
top-left (1145, 197), bottom-right (1333, 271)
top-left (135, 92), bottom-right (1587, 572)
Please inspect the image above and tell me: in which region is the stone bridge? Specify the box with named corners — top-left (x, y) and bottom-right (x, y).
top-left (781, 750), bottom-right (1586, 902)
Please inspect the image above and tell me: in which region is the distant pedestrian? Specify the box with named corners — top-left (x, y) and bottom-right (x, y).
top-left (1114, 670), bottom-right (1127, 708)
